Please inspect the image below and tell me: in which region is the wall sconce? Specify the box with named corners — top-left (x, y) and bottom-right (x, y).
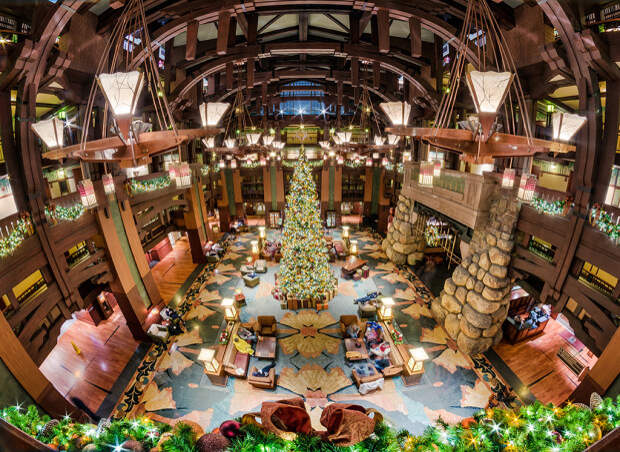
top-left (198, 348), bottom-right (220, 373)
top-left (102, 173), bottom-right (115, 196)
top-left (378, 297), bottom-right (395, 321)
top-left (517, 173), bottom-right (537, 203)
top-left (78, 179), bottom-right (97, 209)
top-left (502, 168), bottom-right (515, 189)
top-left (221, 298), bottom-right (238, 321)
top-left (407, 347), bottom-right (429, 373)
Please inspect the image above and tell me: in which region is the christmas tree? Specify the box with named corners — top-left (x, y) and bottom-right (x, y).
top-left (279, 151), bottom-right (335, 300)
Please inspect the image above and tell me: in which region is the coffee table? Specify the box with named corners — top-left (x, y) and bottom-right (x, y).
top-left (344, 338), bottom-right (369, 360)
top-left (255, 336), bottom-right (277, 359)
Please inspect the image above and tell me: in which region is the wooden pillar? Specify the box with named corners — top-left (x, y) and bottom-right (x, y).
top-left (351, 57), bottom-right (359, 87)
top-left (377, 8), bottom-right (390, 54)
top-left (0, 90), bottom-right (26, 211)
top-left (593, 79), bottom-right (619, 205)
top-left (216, 11), bottom-right (231, 55)
top-left (0, 312), bottom-right (86, 419)
top-left (373, 62), bottom-right (381, 89)
top-left (349, 11), bottom-right (360, 44)
top-left (184, 181), bottom-right (208, 263)
top-left (409, 17), bottom-right (422, 58)
top-left (185, 20), bottom-right (198, 61)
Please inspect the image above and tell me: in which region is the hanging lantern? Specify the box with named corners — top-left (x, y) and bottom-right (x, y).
top-left (323, 153), bottom-right (328, 161)
top-left (402, 151), bottom-right (412, 162)
top-left (319, 141), bottom-right (330, 149)
top-left (517, 173), bottom-right (537, 202)
top-left (372, 152), bottom-right (380, 159)
top-left (502, 168), bottom-right (515, 189)
top-left (272, 141), bottom-right (285, 150)
top-left (366, 158), bottom-right (373, 167)
top-left (78, 179), bottom-right (97, 209)
top-left (374, 136), bottom-right (386, 146)
top-left (202, 137), bottom-right (215, 148)
top-left (336, 131), bottom-right (352, 143)
top-left (262, 135), bottom-right (274, 146)
top-left (246, 132), bottom-right (261, 145)
top-left (199, 102), bottom-right (229, 127)
top-left (419, 162), bottom-right (434, 187)
top-left (224, 138), bottom-right (236, 149)
top-left (102, 173), bottom-right (115, 195)
top-left (465, 71), bottom-right (514, 114)
top-left (382, 157), bottom-right (389, 166)
top-left (230, 159), bottom-right (237, 169)
top-left (387, 134), bottom-right (400, 145)
top-left (31, 117), bottom-right (64, 149)
top-left (433, 160), bottom-right (442, 177)
top-left (97, 71), bottom-right (144, 117)
top-left (260, 158), bottom-right (266, 166)
top-left (379, 101), bottom-right (411, 126)
top-left (552, 112), bottom-right (587, 142)
top-left (328, 150), bottom-right (336, 158)
top-left (332, 134), bottom-right (342, 145)
top-left (337, 156), bottom-right (344, 165)
top-left (219, 160), bottom-right (225, 168)
top-left (169, 162), bottom-right (191, 188)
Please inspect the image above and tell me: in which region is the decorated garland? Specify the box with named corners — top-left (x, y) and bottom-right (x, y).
top-left (0, 395), bottom-right (617, 451)
top-left (201, 165), bottom-right (220, 176)
top-left (589, 204), bottom-right (620, 244)
top-left (531, 196), bottom-right (569, 217)
top-left (45, 203), bottom-right (85, 223)
top-left (282, 159), bottom-right (324, 168)
top-left (130, 175), bottom-right (171, 194)
top-left (0, 215), bottom-right (33, 258)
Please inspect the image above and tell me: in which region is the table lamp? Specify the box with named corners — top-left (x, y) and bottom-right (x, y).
top-left (221, 298), bottom-right (238, 321)
top-left (378, 297), bottom-right (395, 320)
top-left (198, 348), bottom-right (220, 373)
top-left (407, 347), bottom-right (429, 373)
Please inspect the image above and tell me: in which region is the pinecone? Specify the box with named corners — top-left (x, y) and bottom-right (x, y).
top-left (590, 392), bottom-right (603, 410)
top-left (195, 433), bottom-right (230, 452)
top-left (96, 417), bottom-right (112, 436)
top-left (38, 419), bottom-right (59, 438)
top-left (121, 439), bottom-right (145, 451)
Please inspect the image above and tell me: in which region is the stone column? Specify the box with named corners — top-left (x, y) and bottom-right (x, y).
top-left (431, 192), bottom-right (520, 355)
top-left (381, 194), bottom-right (425, 265)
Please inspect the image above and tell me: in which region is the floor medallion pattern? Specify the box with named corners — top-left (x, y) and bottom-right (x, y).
top-left (279, 310), bottom-right (340, 358)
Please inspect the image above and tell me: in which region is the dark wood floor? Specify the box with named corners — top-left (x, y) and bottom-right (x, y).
top-left (494, 317), bottom-right (597, 405)
top-left (151, 236), bottom-right (198, 303)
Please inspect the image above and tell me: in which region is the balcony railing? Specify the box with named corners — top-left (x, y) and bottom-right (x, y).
top-left (402, 163), bottom-right (498, 229)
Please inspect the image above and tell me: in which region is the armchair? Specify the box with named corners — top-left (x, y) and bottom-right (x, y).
top-left (257, 316), bottom-right (278, 336)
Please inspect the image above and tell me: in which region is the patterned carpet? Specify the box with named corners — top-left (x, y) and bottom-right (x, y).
top-left (112, 228), bottom-right (521, 434)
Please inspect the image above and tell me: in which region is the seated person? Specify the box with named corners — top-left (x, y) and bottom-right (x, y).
top-left (373, 358), bottom-right (391, 373)
top-left (252, 361), bottom-right (276, 377)
top-left (354, 291), bottom-right (380, 305)
top-left (346, 324), bottom-right (361, 339)
top-left (232, 334), bottom-right (254, 356)
top-left (238, 326), bottom-right (257, 344)
top-left (364, 321), bottom-right (383, 348)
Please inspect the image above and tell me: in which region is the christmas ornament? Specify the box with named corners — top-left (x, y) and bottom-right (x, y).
top-left (195, 432), bottom-right (230, 452)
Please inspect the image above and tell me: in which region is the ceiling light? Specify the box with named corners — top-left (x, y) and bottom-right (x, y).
top-left (199, 102), bottom-right (229, 127)
top-left (97, 71), bottom-right (144, 117)
top-left (552, 112), bottom-right (587, 142)
top-left (466, 71), bottom-right (514, 114)
top-left (380, 101), bottom-right (411, 126)
top-left (31, 117), bottom-right (64, 149)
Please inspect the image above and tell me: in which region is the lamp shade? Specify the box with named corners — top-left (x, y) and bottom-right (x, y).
top-left (97, 71), bottom-right (144, 117)
top-left (319, 141), bottom-right (330, 149)
top-left (403, 151), bottom-right (412, 162)
top-left (336, 131), bottom-right (352, 143)
top-left (379, 101), bottom-right (411, 126)
top-left (221, 298), bottom-right (237, 320)
top-left (246, 132), bottom-right (261, 145)
top-left (32, 117), bottom-right (64, 149)
top-left (262, 135), bottom-right (275, 146)
top-left (199, 102), bottom-right (229, 127)
top-left (366, 158), bottom-right (372, 167)
top-left (552, 112), bottom-right (587, 142)
top-left (517, 173), bottom-right (537, 202)
top-left (466, 71), bottom-right (514, 114)
top-left (272, 141), bottom-right (285, 150)
top-left (332, 134), bottom-right (342, 145)
top-left (382, 157), bottom-right (389, 166)
top-left (78, 179), bottom-right (97, 209)
top-left (219, 160), bottom-right (225, 168)
top-left (202, 137), bottom-right (215, 148)
top-left (374, 136), bottom-right (386, 146)
top-left (387, 134), bottom-right (400, 145)
top-left (198, 348), bottom-right (219, 373)
top-left (502, 168), bottom-right (515, 189)
top-left (225, 138), bottom-right (236, 149)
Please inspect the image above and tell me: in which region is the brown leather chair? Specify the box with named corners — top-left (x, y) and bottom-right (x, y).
top-left (339, 315), bottom-right (361, 338)
top-left (248, 367), bottom-right (276, 389)
top-left (257, 316), bottom-right (278, 336)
